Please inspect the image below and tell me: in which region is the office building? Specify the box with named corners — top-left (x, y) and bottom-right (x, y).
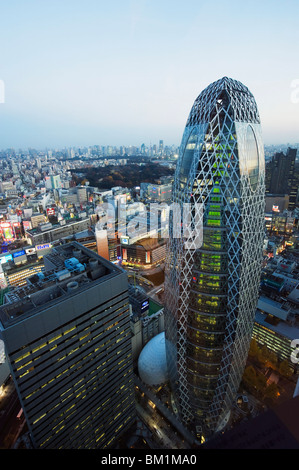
top-left (25, 217), bottom-right (91, 245)
top-left (0, 242), bottom-right (135, 449)
top-left (253, 309), bottom-right (299, 370)
top-left (266, 147), bottom-right (298, 210)
top-left (0, 180), bottom-right (14, 194)
top-left (164, 77), bottom-right (265, 438)
top-left (50, 175), bottom-right (61, 190)
top-left (140, 182), bottom-right (172, 202)
top-left (77, 186), bottom-right (87, 204)
top-left (252, 252), bottom-right (299, 371)
top-left (95, 226), bottom-right (119, 263)
top-left (121, 237), bottom-right (166, 268)
top-left (2, 258), bottom-right (44, 288)
top-left (128, 284), bottom-right (149, 319)
top-left (130, 295), bottom-right (164, 364)
top-left (95, 227), bottom-right (110, 261)
top-left (30, 213), bottom-right (47, 229)
top-left (265, 194), bottom-right (289, 213)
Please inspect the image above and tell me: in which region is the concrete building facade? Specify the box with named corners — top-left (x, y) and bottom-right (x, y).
top-left (0, 242), bottom-right (135, 449)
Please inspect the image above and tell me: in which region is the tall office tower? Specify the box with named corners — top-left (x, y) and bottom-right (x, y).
top-left (159, 140), bottom-right (164, 154)
top-left (95, 226), bottom-right (110, 261)
top-left (77, 186), bottom-right (87, 203)
top-left (164, 77), bottom-right (265, 439)
top-left (0, 242), bottom-right (135, 449)
top-left (266, 147), bottom-right (298, 210)
top-left (50, 174), bottom-right (61, 190)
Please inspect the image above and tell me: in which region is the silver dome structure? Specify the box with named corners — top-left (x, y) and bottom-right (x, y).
top-left (138, 332), bottom-right (168, 386)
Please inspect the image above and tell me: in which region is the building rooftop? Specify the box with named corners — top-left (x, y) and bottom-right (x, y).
top-left (255, 310), bottom-right (299, 340)
top-left (0, 242), bottom-right (124, 329)
top-left (25, 216), bottom-right (90, 235)
top-left (134, 237), bottom-right (166, 251)
top-left (257, 296), bottom-right (292, 321)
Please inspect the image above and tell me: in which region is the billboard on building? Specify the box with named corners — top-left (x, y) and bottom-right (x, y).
top-left (0, 222), bottom-right (15, 241)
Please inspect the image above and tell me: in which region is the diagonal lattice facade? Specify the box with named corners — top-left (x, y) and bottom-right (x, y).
top-left (164, 77), bottom-right (265, 439)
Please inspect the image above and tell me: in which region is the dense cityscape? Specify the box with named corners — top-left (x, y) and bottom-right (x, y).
top-left (0, 111), bottom-right (299, 451)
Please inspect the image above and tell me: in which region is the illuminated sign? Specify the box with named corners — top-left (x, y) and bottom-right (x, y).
top-left (2, 227), bottom-right (14, 240)
top-left (0, 222), bottom-right (15, 241)
top-left (36, 243), bottom-right (52, 250)
top-left (47, 208), bottom-right (55, 216)
top-left (0, 339), bottom-right (6, 364)
top-left (0, 254), bottom-right (13, 264)
top-left (25, 247), bottom-right (36, 255)
top-left (23, 221), bottom-right (32, 231)
top-left (121, 237), bottom-right (129, 245)
top-left (141, 300), bottom-right (149, 311)
top-left (13, 250), bottom-right (25, 258)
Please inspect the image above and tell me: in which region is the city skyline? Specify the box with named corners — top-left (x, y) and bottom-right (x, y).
top-left (0, 0), bottom-right (298, 149)
top-left (0, 140), bottom-right (298, 155)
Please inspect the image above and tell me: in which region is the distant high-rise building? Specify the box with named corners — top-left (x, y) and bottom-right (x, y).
top-left (95, 226), bottom-right (118, 263)
top-left (266, 147), bottom-right (298, 210)
top-left (77, 186), bottom-right (87, 203)
top-left (164, 77), bottom-right (265, 439)
top-left (50, 174), bottom-right (61, 189)
top-left (0, 180), bottom-right (14, 193)
top-left (36, 158), bottom-right (42, 170)
top-left (95, 227), bottom-right (110, 260)
top-left (0, 242), bottom-right (135, 449)
top-left (159, 140), bottom-right (164, 154)
top-left (140, 182), bottom-right (172, 202)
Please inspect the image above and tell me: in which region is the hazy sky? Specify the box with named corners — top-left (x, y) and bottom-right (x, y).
top-left (0, 0), bottom-right (298, 150)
